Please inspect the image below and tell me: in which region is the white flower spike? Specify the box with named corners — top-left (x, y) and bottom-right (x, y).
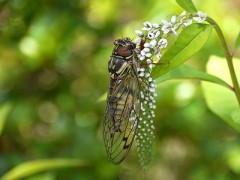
top-left (134, 10), bottom-right (208, 168)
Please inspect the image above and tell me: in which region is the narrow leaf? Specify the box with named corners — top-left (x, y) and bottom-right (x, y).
top-left (234, 31), bottom-right (240, 49)
top-left (176, 0), bottom-right (198, 13)
top-left (155, 64), bottom-right (231, 89)
top-left (231, 109), bottom-right (240, 123)
top-left (0, 103), bottom-right (11, 136)
top-left (151, 24), bottom-right (212, 79)
top-left (1, 159), bottom-right (89, 180)
top-left (202, 55), bottom-right (240, 132)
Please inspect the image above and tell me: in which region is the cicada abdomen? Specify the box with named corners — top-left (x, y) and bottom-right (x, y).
top-left (103, 38), bottom-right (140, 164)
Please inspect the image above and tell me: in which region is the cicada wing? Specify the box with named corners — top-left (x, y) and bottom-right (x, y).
top-left (103, 68), bottom-right (140, 164)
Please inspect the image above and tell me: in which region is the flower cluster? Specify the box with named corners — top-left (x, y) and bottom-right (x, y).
top-left (134, 11), bottom-right (207, 168)
top-left (135, 11), bottom-right (207, 63)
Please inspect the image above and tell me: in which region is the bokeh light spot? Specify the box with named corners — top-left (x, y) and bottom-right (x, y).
top-left (19, 36), bottom-right (39, 58)
top-left (175, 82), bottom-right (196, 105)
top-left (37, 101), bottom-right (59, 123)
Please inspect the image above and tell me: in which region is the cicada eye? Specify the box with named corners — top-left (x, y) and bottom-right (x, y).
top-left (128, 43), bottom-right (136, 50)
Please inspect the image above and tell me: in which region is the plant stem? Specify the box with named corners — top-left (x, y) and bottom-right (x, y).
top-left (206, 16), bottom-right (240, 106)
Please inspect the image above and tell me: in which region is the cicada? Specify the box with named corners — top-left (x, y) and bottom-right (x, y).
top-left (103, 37), bottom-right (141, 164)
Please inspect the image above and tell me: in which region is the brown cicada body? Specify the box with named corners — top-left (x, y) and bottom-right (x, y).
top-left (103, 38), bottom-right (141, 164)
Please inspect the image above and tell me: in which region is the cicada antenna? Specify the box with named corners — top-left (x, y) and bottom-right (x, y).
top-left (131, 36), bottom-right (137, 41)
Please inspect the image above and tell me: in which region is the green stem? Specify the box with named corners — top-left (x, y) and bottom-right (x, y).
top-left (206, 16), bottom-right (240, 106)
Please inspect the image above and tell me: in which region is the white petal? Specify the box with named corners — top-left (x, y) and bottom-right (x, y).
top-left (143, 47), bottom-right (150, 52)
top-left (146, 59), bottom-right (152, 64)
top-left (158, 38), bottom-right (168, 48)
top-left (171, 15), bottom-right (177, 23)
top-left (154, 30), bottom-right (160, 38)
top-left (145, 53), bottom-right (152, 57)
top-left (149, 64), bottom-right (153, 69)
top-left (193, 11), bottom-right (207, 22)
top-left (150, 39), bottom-right (157, 48)
top-left (180, 11), bottom-right (186, 16)
top-left (193, 17), bottom-right (203, 23)
top-left (144, 43), bottom-right (150, 48)
top-left (183, 19), bottom-right (192, 27)
top-left (143, 21), bottom-right (152, 27)
top-left (152, 23), bottom-right (159, 28)
top-left (145, 72), bottom-right (150, 77)
top-left (156, 52), bottom-right (161, 60)
top-left (162, 20), bottom-right (170, 25)
top-left (142, 27), bottom-right (151, 31)
top-left (139, 56), bottom-right (145, 61)
top-left (143, 21), bottom-right (152, 30)
top-left (139, 72), bottom-right (145, 77)
top-left (135, 30), bottom-right (143, 37)
top-left (150, 83), bottom-right (155, 87)
top-left (198, 11), bottom-right (207, 18)
top-left (140, 68), bottom-right (145, 71)
top-left (149, 87), bottom-right (155, 92)
top-left (147, 32), bottom-right (155, 39)
top-left (141, 50), bottom-right (146, 56)
top-left (162, 25), bottom-right (171, 34)
top-left (171, 27), bottom-right (178, 35)
top-left (134, 38), bottom-right (141, 45)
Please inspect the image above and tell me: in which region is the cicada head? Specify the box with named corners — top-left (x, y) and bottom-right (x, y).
top-left (112, 38), bottom-right (136, 57)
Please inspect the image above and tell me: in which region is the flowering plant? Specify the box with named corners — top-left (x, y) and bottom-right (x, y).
top-left (134, 0), bottom-right (240, 169)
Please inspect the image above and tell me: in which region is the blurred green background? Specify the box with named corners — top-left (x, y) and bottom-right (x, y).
top-left (0, 0), bottom-right (240, 179)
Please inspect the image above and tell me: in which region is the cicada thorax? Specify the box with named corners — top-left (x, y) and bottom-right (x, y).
top-left (104, 37), bottom-right (140, 164)
top-left (108, 37), bottom-right (136, 76)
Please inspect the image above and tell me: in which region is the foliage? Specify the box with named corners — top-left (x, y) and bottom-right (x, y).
top-left (151, 24), bottom-right (213, 78)
top-left (0, 0), bottom-right (240, 179)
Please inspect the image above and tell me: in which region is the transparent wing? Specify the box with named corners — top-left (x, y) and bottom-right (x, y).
top-left (103, 66), bottom-right (140, 164)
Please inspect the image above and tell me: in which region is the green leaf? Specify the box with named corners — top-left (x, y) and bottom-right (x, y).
top-left (231, 109), bottom-right (240, 123)
top-left (176, 0), bottom-right (198, 13)
top-left (1, 159), bottom-right (89, 180)
top-left (151, 24), bottom-right (212, 79)
top-left (155, 64), bottom-right (231, 89)
top-left (201, 55), bottom-right (240, 132)
top-left (234, 31), bottom-right (240, 49)
top-left (0, 103), bottom-right (11, 136)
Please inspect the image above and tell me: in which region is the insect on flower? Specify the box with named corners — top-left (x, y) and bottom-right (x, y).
top-left (103, 37), bottom-right (141, 164)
